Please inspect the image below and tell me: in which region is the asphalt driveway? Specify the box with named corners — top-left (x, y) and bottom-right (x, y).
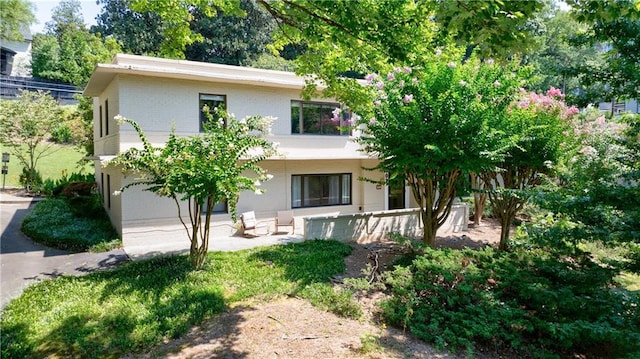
top-left (0, 196), bottom-right (128, 309)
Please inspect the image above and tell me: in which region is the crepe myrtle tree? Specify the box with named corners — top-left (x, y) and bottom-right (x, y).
top-left (356, 51), bottom-right (524, 246)
top-left (482, 88), bottom-right (578, 250)
top-left (111, 108), bottom-right (278, 268)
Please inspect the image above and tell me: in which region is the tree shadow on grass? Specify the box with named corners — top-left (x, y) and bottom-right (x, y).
top-left (18, 255), bottom-right (226, 359)
top-left (249, 239), bottom-right (353, 288)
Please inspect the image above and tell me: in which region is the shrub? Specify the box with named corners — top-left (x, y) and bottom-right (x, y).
top-left (21, 198), bottom-right (119, 252)
top-left (380, 246), bottom-right (640, 358)
top-left (50, 123), bottom-right (72, 143)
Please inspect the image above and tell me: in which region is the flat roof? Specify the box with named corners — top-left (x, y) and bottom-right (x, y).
top-left (83, 54), bottom-right (320, 97)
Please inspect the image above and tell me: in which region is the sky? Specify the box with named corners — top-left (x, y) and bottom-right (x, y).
top-left (30, 0), bottom-right (102, 34)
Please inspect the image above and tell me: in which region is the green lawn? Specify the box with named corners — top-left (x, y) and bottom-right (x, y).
top-left (0, 143), bottom-right (92, 188)
top-left (0, 241), bottom-right (357, 359)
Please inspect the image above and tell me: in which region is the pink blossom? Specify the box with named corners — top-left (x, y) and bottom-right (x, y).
top-left (517, 98), bottom-right (530, 108)
top-left (459, 80), bottom-right (467, 87)
top-left (387, 72), bottom-right (395, 81)
top-left (376, 81), bottom-right (384, 90)
top-left (546, 87), bottom-right (563, 98)
top-left (365, 73), bottom-right (377, 83)
top-left (566, 106), bottom-right (579, 116)
top-left (563, 130), bottom-right (570, 137)
top-left (403, 94), bottom-right (414, 103)
top-left (493, 80), bottom-right (501, 87)
top-left (374, 100), bottom-right (382, 107)
top-left (486, 58), bottom-right (495, 65)
top-left (412, 77), bottom-right (419, 84)
top-left (403, 66), bottom-right (412, 74)
top-left (394, 67), bottom-right (402, 73)
top-left (595, 116), bottom-right (606, 126)
top-left (435, 49), bottom-right (442, 56)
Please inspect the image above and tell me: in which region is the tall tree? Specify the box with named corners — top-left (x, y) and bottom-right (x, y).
top-left (522, 9), bottom-right (604, 106)
top-left (482, 88), bottom-right (577, 250)
top-left (96, 0), bottom-right (274, 65)
top-left (92, 0), bottom-right (165, 56)
top-left (112, 110), bottom-right (278, 268)
top-left (358, 53), bottom-right (524, 245)
top-left (0, 91), bottom-right (62, 191)
top-left (185, 0), bottom-right (274, 65)
top-left (31, 0), bottom-right (121, 87)
top-left (0, 0), bottom-right (35, 41)
top-left (566, 0), bottom-right (640, 101)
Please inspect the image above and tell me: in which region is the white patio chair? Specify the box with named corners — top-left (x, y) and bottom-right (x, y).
top-left (240, 211), bottom-right (269, 236)
top-left (275, 210), bottom-right (295, 234)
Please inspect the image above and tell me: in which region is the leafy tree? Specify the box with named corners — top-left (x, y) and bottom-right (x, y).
top-left (92, 0), bottom-right (165, 56)
top-left (482, 88), bottom-right (578, 250)
top-left (522, 9), bottom-right (604, 106)
top-left (358, 53), bottom-right (523, 245)
top-left (566, 0), bottom-right (640, 101)
top-left (31, 0), bottom-right (121, 87)
top-left (0, 91), bottom-right (62, 191)
top-left (184, 0), bottom-right (274, 65)
top-left (0, 0), bottom-right (35, 41)
top-left (111, 110), bottom-right (278, 268)
top-left (130, 0), bottom-right (244, 59)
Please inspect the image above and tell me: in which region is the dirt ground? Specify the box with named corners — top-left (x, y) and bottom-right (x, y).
top-left (131, 219), bottom-right (506, 359)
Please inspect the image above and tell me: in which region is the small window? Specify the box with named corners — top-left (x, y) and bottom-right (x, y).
top-left (105, 99), bottom-right (109, 136)
top-left (291, 100), bottom-right (352, 135)
top-left (200, 197), bottom-right (228, 214)
top-left (99, 105), bottom-right (103, 137)
top-left (106, 174), bottom-right (111, 209)
top-left (292, 173), bottom-right (352, 208)
top-left (199, 94), bottom-right (226, 132)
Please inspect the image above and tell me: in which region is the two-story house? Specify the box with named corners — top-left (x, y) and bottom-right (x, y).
top-left (84, 54), bottom-right (467, 256)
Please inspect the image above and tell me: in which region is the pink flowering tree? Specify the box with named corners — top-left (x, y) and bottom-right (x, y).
top-left (482, 87), bottom-right (577, 250)
top-left (358, 54), bottom-right (524, 246)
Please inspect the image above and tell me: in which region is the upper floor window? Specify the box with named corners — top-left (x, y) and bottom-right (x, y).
top-left (199, 94), bottom-right (226, 132)
top-left (291, 100), bottom-right (352, 135)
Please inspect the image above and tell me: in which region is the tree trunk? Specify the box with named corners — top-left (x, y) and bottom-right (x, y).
top-left (470, 172), bottom-right (487, 225)
top-left (498, 211), bottom-right (515, 251)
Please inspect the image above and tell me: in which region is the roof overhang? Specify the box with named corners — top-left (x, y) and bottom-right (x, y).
top-left (84, 54), bottom-right (321, 97)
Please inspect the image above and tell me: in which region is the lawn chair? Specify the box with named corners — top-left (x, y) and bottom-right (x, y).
top-left (240, 211), bottom-right (269, 236)
top-left (275, 210), bottom-right (295, 234)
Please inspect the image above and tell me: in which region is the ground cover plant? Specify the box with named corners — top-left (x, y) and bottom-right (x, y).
top-left (20, 172), bottom-right (119, 252)
top-left (380, 245), bottom-right (640, 358)
top-left (0, 240), bottom-right (354, 359)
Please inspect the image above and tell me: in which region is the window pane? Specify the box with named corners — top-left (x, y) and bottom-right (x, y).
top-left (291, 101), bottom-right (345, 136)
top-left (199, 94), bottom-right (226, 132)
top-left (291, 101), bottom-right (301, 134)
top-left (292, 175), bottom-right (301, 208)
top-left (342, 174), bottom-right (351, 204)
top-left (327, 175), bottom-right (340, 204)
top-left (292, 173), bottom-right (352, 208)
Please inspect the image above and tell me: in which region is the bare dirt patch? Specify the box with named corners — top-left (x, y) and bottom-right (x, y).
top-left (131, 219), bottom-right (505, 359)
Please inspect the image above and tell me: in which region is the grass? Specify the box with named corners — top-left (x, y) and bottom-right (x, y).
top-left (0, 143), bottom-right (91, 188)
top-left (0, 240), bottom-right (355, 359)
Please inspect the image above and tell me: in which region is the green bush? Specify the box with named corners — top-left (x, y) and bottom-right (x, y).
top-left (51, 124), bottom-right (72, 143)
top-left (21, 197), bottom-right (119, 252)
top-left (380, 246), bottom-right (640, 358)
top-left (39, 171), bottom-right (94, 197)
top-left (18, 167), bottom-right (42, 192)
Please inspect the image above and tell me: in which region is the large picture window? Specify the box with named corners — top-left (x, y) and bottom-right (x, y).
top-left (199, 94), bottom-right (226, 132)
top-left (291, 101), bottom-right (351, 135)
top-left (292, 173), bottom-right (351, 208)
